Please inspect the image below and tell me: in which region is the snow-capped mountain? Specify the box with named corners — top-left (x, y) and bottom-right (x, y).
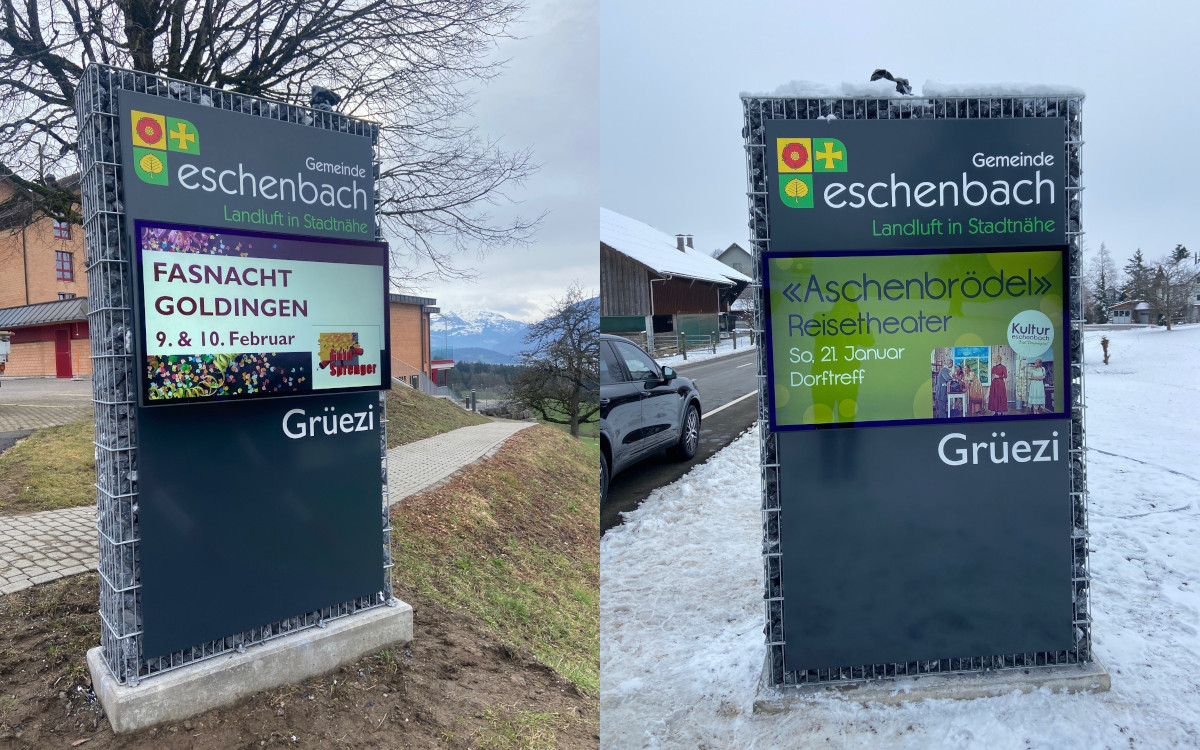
top-left (432, 299), bottom-right (598, 363)
top-left (430, 310), bottom-right (530, 359)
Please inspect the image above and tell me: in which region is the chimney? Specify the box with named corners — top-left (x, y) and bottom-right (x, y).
top-left (676, 234), bottom-right (686, 252)
top-left (685, 235), bottom-right (694, 249)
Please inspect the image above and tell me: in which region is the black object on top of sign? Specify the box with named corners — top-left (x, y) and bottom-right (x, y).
top-left (765, 118), bottom-right (1066, 251)
top-left (119, 90), bottom-right (376, 241)
top-left (133, 221), bottom-right (390, 407)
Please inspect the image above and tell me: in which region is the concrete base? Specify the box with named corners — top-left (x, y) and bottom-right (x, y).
top-left (88, 600), bottom-right (413, 734)
top-left (754, 655), bottom-right (1110, 713)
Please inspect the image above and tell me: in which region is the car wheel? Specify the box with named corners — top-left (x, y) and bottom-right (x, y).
top-left (669, 403), bottom-right (700, 460)
top-left (600, 450), bottom-right (610, 507)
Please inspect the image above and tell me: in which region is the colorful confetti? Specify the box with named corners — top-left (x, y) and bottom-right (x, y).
top-left (146, 352), bottom-right (310, 401)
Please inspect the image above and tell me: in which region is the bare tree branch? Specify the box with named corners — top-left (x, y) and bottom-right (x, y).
top-left (0, 0), bottom-right (539, 280)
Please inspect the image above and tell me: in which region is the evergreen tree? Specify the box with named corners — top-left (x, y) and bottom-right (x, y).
top-left (1173, 244), bottom-right (1190, 262)
top-left (1123, 250), bottom-right (1152, 301)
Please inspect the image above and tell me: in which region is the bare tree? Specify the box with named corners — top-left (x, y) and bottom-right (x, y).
top-left (511, 283), bottom-right (598, 438)
top-left (1148, 245), bottom-right (1198, 331)
top-left (0, 0), bottom-right (541, 280)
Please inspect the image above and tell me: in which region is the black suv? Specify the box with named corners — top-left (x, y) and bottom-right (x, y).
top-left (599, 334), bottom-right (701, 506)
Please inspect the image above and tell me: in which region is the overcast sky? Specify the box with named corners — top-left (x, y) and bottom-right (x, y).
top-left (599, 0), bottom-right (1200, 270)
top-left (411, 0), bottom-right (597, 322)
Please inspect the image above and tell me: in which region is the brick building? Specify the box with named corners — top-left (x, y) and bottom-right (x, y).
top-left (388, 293), bottom-right (442, 385)
top-left (0, 177), bottom-right (91, 378)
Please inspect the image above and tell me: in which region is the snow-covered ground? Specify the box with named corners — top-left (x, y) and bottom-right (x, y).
top-left (654, 336), bottom-right (756, 367)
top-left (601, 325), bottom-right (1200, 749)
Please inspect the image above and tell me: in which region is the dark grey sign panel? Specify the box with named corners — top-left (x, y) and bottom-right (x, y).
top-left (766, 118), bottom-right (1066, 251)
top-left (138, 392), bottom-right (386, 659)
top-left (778, 419), bottom-right (1073, 671)
top-left (119, 90), bottom-right (375, 241)
top-left (115, 85), bottom-right (388, 660)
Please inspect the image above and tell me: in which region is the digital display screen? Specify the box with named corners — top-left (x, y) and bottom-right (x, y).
top-left (135, 221), bottom-right (389, 405)
top-left (762, 246), bottom-right (1069, 430)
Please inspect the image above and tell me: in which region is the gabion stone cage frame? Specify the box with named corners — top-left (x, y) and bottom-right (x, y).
top-left (741, 93), bottom-right (1090, 686)
top-left (77, 64), bottom-right (394, 686)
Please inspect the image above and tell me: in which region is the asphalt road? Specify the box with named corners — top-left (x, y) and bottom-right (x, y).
top-left (0, 429), bottom-right (33, 456)
top-left (601, 349), bottom-right (759, 533)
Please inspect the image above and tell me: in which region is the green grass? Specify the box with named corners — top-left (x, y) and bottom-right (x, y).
top-left (476, 706), bottom-right (569, 749)
top-left (380, 383), bottom-right (490, 449)
top-left (0, 418), bottom-right (94, 516)
top-left (533, 401), bottom-right (599, 440)
top-left (390, 426), bottom-right (599, 695)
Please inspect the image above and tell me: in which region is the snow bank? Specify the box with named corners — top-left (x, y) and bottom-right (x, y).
top-left (922, 80), bottom-right (1085, 98)
top-left (742, 79), bottom-right (905, 99)
top-left (741, 79), bottom-right (1084, 99)
top-left (654, 337), bottom-right (756, 367)
top-left (601, 324), bottom-right (1200, 748)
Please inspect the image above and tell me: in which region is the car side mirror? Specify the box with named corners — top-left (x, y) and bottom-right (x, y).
top-left (661, 366), bottom-right (677, 383)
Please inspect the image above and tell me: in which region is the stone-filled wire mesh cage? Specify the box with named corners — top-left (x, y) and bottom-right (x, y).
top-left (741, 93), bottom-right (1090, 686)
top-left (75, 64), bottom-right (393, 686)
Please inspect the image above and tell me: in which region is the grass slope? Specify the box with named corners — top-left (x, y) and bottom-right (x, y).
top-left (385, 383), bottom-right (490, 449)
top-left (390, 425), bottom-right (600, 694)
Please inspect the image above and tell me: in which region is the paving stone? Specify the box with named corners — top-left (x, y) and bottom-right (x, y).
top-left (386, 420), bottom-right (534, 505)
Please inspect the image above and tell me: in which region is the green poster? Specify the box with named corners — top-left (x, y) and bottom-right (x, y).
top-left (764, 247), bottom-right (1067, 428)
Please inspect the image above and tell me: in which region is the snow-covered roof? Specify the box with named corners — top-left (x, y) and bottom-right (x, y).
top-left (1135, 302), bottom-right (1151, 311)
top-left (600, 208), bottom-right (752, 286)
top-left (741, 79), bottom-right (1084, 100)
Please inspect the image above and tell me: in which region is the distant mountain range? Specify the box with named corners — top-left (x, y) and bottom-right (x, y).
top-left (433, 297), bottom-right (598, 365)
top-left (431, 310), bottom-right (529, 363)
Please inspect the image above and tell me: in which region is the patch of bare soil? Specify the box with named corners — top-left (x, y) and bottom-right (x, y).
top-left (0, 574), bottom-right (598, 749)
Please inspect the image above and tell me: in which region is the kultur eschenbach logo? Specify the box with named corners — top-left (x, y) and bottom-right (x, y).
top-left (777, 137), bottom-right (847, 208)
top-left (131, 110), bottom-right (200, 186)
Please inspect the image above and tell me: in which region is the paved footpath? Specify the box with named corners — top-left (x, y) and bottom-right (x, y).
top-left (0, 418), bottom-right (534, 596)
top-left (385, 420), bottom-right (533, 503)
